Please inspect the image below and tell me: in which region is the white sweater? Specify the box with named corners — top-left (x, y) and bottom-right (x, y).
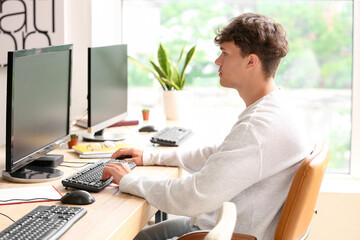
top-left (119, 89), bottom-right (310, 240)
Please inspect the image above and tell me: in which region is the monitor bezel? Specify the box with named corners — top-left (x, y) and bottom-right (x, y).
top-left (86, 44), bottom-right (128, 136)
top-left (5, 44), bottom-right (72, 173)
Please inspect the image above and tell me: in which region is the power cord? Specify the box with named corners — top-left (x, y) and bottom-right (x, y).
top-left (0, 212), bottom-right (15, 223)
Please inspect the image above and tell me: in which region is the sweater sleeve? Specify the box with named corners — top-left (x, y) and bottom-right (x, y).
top-left (119, 125), bottom-right (263, 216)
top-left (142, 144), bottom-right (220, 173)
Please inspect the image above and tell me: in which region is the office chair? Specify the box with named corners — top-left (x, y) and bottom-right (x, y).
top-left (178, 142), bottom-right (330, 240)
top-left (179, 202), bottom-right (256, 240)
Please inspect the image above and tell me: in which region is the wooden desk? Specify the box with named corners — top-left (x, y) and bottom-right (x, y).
top-left (0, 138), bottom-right (181, 240)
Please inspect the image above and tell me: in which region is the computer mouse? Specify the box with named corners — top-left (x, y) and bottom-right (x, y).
top-left (60, 190), bottom-right (95, 205)
top-left (116, 155), bottom-right (132, 160)
top-left (139, 125), bottom-right (158, 132)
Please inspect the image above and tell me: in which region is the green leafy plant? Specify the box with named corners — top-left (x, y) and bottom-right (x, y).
top-left (129, 43), bottom-right (196, 91)
top-left (70, 134), bottom-right (78, 139)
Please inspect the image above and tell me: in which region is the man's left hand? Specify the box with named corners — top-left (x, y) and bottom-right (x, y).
top-left (102, 162), bottom-right (131, 184)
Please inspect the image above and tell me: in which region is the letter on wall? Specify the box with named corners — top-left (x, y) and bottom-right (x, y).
top-left (0, 0), bottom-right (64, 67)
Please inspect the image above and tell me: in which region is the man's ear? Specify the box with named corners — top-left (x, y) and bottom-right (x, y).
top-left (246, 54), bottom-right (259, 69)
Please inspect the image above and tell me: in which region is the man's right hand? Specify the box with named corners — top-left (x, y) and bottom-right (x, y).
top-left (111, 148), bottom-right (144, 166)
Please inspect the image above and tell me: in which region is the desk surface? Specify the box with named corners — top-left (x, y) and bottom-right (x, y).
top-left (0, 126), bottom-right (182, 240)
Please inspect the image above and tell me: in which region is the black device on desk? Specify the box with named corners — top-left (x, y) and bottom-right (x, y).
top-left (2, 45), bottom-right (72, 183)
top-left (150, 127), bottom-right (192, 146)
top-left (139, 125), bottom-right (158, 132)
top-left (62, 158), bottom-right (136, 192)
top-left (0, 205), bottom-right (86, 240)
top-left (61, 190), bottom-right (95, 205)
top-left (82, 44), bottom-right (129, 142)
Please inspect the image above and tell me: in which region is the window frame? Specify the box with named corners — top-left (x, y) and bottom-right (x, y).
top-left (350, 0), bottom-right (360, 178)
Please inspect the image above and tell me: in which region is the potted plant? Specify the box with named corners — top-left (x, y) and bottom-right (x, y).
top-left (68, 134), bottom-right (79, 149)
top-left (142, 108), bottom-right (150, 121)
top-left (129, 43), bottom-right (196, 120)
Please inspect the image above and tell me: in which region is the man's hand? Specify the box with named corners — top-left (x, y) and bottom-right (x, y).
top-left (111, 148), bottom-right (144, 166)
top-left (102, 162), bottom-right (131, 185)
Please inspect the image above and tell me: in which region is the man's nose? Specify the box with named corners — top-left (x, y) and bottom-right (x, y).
top-left (215, 55), bottom-right (222, 65)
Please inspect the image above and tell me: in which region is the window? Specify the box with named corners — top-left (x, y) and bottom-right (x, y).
top-left (122, 0), bottom-right (355, 174)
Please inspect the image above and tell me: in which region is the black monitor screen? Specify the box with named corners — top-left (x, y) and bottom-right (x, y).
top-left (4, 45), bottom-right (72, 181)
top-left (84, 44), bottom-right (128, 141)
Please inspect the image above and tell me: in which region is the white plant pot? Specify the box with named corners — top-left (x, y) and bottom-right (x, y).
top-left (163, 90), bottom-right (193, 120)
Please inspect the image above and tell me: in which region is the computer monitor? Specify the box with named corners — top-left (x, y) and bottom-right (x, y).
top-left (82, 44), bottom-right (128, 142)
top-left (2, 45), bottom-right (72, 183)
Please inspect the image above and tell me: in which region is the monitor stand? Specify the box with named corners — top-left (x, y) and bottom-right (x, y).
top-left (82, 129), bottom-right (126, 142)
top-left (1, 154), bottom-right (64, 183)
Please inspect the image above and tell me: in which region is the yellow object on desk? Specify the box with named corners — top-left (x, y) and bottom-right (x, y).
top-left (72, 143), bottom-right (134, 156)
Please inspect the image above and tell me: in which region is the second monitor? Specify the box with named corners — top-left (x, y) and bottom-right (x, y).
top-left (82, 44), bottom-right (128, 142)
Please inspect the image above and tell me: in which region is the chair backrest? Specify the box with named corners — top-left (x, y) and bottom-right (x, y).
top-left (274, 142), bottom-right (330, 240)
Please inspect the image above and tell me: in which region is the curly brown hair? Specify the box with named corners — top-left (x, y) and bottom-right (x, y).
top-left (214, 13), bottom-right (288, 78)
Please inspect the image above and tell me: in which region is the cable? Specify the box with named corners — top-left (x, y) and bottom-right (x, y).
top-left (0, 198), bottom-right (60, 203)
top-left (60, 162), bottom-right (93, 168)
top-left (0, 213), bottom-right (15, 223)
top-left (61, 161), bottom-right (94, 164)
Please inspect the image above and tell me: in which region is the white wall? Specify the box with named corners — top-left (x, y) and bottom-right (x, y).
top-left (64, 0), bottom-right (123, 122)
top-left (64, 0), bottom-right (92, 122)
top-left (308, 191), bottom-right (360, 239)
top-left (91, 0), bottom-right (122, 47)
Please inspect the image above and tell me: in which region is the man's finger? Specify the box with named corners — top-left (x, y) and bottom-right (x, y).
top-left (111, 148), bottom-right (133, 159)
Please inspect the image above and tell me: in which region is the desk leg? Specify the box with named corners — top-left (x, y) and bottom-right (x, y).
top-left (155, 210), bottom-right (168, 223)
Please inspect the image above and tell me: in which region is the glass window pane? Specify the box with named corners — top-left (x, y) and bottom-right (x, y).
top-left (122, 0), bottom-right (353, 173)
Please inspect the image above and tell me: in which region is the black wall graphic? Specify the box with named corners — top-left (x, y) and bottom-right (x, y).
top-left (0, 0), bottom-right (64, 67)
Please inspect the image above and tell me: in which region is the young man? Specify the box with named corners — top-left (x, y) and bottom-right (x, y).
top-left (102, 13), bottom-right (310, 240)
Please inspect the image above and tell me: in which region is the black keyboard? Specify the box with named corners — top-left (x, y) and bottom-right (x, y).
top-left (0, 205), bottom-right (86, 240)
top-left (150, 126), bottom-right (192, 146)
top-left (62, 158), bottom-right (136, 192)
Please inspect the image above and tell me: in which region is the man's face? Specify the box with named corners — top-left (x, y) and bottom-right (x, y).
top-left (215, 41), bottom-right (248, 90)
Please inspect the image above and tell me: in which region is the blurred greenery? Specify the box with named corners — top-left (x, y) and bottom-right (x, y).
top-left (328, 124), bottom-right (351, 173)
top-left (124, 0), bottom-right (353, 172)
